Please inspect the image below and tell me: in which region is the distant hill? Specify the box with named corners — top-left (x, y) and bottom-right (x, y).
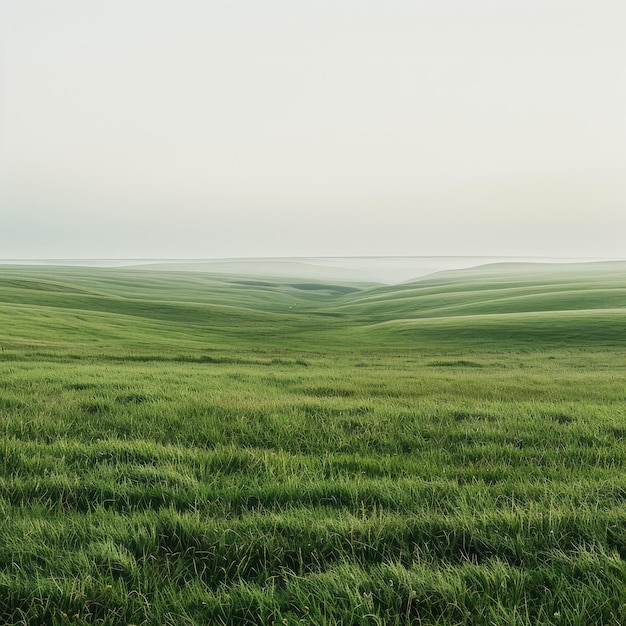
top-left (1, 259), bottom-right (626, 355)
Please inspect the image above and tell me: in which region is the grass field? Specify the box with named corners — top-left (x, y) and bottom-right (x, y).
top-left (1, 260), bottom-right (626, 625)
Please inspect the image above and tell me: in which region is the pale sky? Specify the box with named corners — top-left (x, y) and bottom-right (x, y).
top-left (1, 0), bottom-right (625, 259)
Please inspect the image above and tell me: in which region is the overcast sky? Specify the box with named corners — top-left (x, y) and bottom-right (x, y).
top-left (1, 0), bottom-right (625, 259)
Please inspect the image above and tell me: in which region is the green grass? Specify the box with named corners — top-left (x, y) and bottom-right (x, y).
top-left (1, 260), bottom-right (626, 624)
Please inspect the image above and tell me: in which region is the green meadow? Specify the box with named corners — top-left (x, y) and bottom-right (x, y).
top-left (1, 260), bottom-right (626, 625)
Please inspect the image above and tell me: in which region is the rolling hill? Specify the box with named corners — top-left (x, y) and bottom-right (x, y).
top-left (1, 260), bottom-right (625, 355)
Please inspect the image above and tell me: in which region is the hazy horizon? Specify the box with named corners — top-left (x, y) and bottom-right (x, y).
top-left (2, 1), bottom-right (625, 259)
top-left (1, 255), bottom-right (623, 284)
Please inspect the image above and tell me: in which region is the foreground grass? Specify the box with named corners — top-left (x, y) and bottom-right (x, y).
top-left (1, 262), bottom-right (626, 624)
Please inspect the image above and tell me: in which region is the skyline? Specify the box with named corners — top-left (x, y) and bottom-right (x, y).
top-left (2, 0), bottom-right (625, 258)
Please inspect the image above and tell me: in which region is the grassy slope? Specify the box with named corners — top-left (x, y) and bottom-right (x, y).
top-left (338, 261), bottom-right (626, 318)
top-left (2, 261), bottom-right (626, 354)
top-left (1, 262), bottom-right (626, 625)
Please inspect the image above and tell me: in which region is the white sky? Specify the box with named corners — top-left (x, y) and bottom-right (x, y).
top-left (1, 0), bottom-right (625, 259)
